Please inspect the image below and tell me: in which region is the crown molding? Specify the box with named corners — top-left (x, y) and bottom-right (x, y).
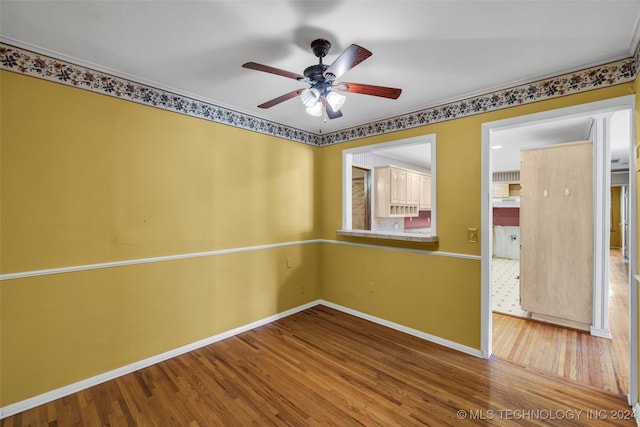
top-left (318, 51), bottom-right (639, 146)
top-left (0, 43), bottom-right (317, 146)
top-left (2, 42), bottom-right (637, 147)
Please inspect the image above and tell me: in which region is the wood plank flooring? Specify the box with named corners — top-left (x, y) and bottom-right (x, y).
top-left (492, 249), bottom-right (630, 395)
top-left (2, 304), bottom-right (634, 426)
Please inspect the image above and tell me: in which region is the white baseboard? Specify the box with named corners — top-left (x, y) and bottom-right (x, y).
top-left (634, 402), bottom-right (640, 426)
top-left (590, 326), bottom-right (613, 339)
top-left (1, 299), bottom-right (484, 419)
top-left (0, 300), bottom-right (321, 419)
top-left (319, 300), bottom-right (483, 358)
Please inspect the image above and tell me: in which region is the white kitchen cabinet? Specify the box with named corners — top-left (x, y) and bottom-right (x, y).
top-left (406, 171), bottom-right (420, 205)
top-left (419, 174), bottom-right (431, 209)
top-left (375, 166), bottom-right (419, 217)
top-left (492, 182), bottom-right (510, 198)
top-left (390, 167), bottom-right (407, 204)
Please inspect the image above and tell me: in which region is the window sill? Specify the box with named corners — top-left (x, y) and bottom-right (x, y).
top-left (336, 229), bottom-right (439, 243)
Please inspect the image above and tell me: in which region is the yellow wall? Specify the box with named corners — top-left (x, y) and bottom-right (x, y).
top-left (0, 71), bottom-right (321, 405)
top-left (1, 73), bottom-right (320, 272)
top-left (611, 186), bottom-right (623, 248)
top-left (1, 67), bottom-right (637, 407)
top-left (319, 84), bottom-right (634, 349)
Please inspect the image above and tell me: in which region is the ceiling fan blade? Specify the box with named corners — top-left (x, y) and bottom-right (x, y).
top-left (322, 97), bottom-right (343, 119)
top-left (242, 62), bottom-right (305, 81)
top-left (257, 89), bottom-right (304, 109)
top-left (324, 44), bottom-right (372, 79)
top-left (337, 82), bottom-right (402, 99)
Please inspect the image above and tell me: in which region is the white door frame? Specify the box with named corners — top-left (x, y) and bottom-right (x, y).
top-left (591, 114), bottom-right (612, 338)
top-left (480, 95), bottom-right (637, 404)
top-left (623, 185), bottom-right (630, 259)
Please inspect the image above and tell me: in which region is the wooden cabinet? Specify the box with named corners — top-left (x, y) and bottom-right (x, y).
top-left (492, 182), bottom-right (510, 198)
top-left (375, 166), bottom-right (431, 217)
top-left (375, 166), bottom-right (425, 217)
top-left (419, 174), bottom-right (431, 209)
top-left (390, 167), bottom-right (407, 204)
top-left (406, 171), bottom-right (420, 205)
top-left (519, 141), bottom-right (593, 329)
top-left (493, 182), bottom-right (521, 198)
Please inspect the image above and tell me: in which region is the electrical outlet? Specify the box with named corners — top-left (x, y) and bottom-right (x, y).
top-left (467, 228), bottom-right (478, 243)
top-left (368, 281), bottom-right (375, 293)
top-left (286, 257), bottom-right (292, 268)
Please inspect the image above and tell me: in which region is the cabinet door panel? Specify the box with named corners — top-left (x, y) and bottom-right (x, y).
top-left (419, 174), bottom-right (431, 209)
top-left (391, 168), bottom-right (407, 204)
top-left (406, 172), bottom-right (420, 205)
top-left (492, 182), bottom-right (509, 198)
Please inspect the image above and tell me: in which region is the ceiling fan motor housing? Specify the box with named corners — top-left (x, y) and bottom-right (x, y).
top-left (304, 64), bottom-right (332, 94)
top-left (310, 39), bottom-right (331, 59)
top-left (305, 39), bottom-right (336, 95)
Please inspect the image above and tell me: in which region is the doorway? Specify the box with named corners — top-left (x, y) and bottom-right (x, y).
top-left (480, 96), bottom-right (637, 402)
top-left (351, 166), bottom-right (372, 230)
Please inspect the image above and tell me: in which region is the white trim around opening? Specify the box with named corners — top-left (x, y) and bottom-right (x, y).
top-left (480, 94), bottom-right (637, 405)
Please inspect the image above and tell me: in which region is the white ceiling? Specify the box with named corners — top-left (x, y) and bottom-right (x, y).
top-left (0, 0), bottom-right (640, 171)
top-left (491, 109), bottom-right (632, 172)
top-left (373, 144), bottom-right (432, 170)
top-left (2, 0), bottom-right (639, 138)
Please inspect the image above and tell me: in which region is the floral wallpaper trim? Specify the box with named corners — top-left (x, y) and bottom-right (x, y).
top-left (1, 42), bottom-right (637, 147)
top-left (0, 43), bottom-right (316, 146)
top-left (318, 52), bottom-right (638, 146)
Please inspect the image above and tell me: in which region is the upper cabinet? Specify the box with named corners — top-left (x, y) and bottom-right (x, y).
top-left (493, 182), bottom-right (510, 198)
top-left (419, 174), bottom-right (431, 210)
top-left (493, 182), bottom-right (521, 198)
top-left (407, 171), bottom-right (421, 205)
top-left (390, 167), bottom-right (407, 204)
top-left (492, 181), bottom-right (521, 209)
top-left (375, 166), bottom-right (430, 217)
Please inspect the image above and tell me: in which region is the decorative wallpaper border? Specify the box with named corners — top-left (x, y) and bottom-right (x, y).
top-left (0, 43), bottom-right (317, 146)
top-left (1, 42), bottom-right (638, 147)
top-left (318, 51), bottom-right (639, 146)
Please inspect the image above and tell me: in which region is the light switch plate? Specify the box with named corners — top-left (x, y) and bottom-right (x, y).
top-left (467, 228), bottom-right (478, 243)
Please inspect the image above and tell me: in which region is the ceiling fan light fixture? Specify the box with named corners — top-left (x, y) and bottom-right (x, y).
top-left (326, 90), bottom-right (346, 112)
top-left (300, 88), bottom-right (321, 107)
top-left (243, 39), bottom-right (401, 120)
top-left (305, 101), bottom-right (323, 117)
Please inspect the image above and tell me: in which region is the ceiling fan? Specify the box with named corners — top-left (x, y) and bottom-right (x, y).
top-left (242, 39), bottom-right (402, 119)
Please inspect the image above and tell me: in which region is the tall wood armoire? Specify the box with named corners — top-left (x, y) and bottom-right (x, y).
top-left (519, 141), bottom-right (593, 330)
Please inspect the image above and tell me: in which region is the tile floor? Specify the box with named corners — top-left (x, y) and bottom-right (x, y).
top-left (492, 257), bottom-right (530, 318)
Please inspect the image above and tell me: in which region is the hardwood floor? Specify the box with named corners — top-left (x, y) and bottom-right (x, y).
top-left (2, 304), bottom-right (634, 426)
top-left (492, 249), bottom-right (630, 396)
